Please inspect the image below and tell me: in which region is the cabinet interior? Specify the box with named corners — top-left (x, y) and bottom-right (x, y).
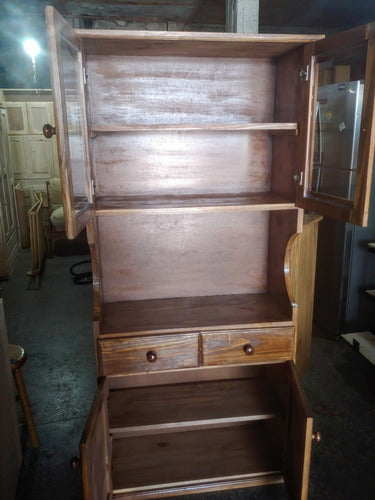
top-left (82, 40), bottom-right (305, 331)
top-left (106, 363), bottom-right (291, 497)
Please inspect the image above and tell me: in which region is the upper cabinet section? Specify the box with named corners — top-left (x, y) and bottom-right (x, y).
top-left (45, 6), bottom-right (374, 230)
top-left (45, 7), bottom-right (93, 239)
top-left (297, 23), bottom-right (375, 226)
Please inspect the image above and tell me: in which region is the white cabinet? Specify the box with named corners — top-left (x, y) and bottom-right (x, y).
top-left (3, 99), bottom-right (59, 195)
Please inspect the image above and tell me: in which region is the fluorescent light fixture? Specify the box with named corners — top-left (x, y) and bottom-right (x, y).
top-left (23, 38), bottom-right (41, 63)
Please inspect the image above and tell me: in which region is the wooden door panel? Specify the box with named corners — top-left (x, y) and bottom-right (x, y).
top-left (283, 362), bottom-right (313, 500)
top-left (80, 378), bottom-right (112, 500)
top-left (45, 6), bottom-right (93, 238)
top-left (298, 23), bottom-right (375, 227)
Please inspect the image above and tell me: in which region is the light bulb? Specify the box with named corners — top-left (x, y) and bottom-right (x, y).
top-left (23, 38), bottom-right (41, 62)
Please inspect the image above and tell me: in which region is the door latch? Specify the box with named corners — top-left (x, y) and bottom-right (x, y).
top-left (293, 172), bottom-right (304, 186)
top-left (299, 65), bottom-right (309, 82)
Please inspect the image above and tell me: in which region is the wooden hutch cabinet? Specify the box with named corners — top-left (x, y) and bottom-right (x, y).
top-left (45, 7), bottom-right (375, 499)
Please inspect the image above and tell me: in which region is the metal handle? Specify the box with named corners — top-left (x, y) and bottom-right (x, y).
top-left (43, 123), bottom-right (56, 139)
top-left (146, 350), bottom-right (157, 363)
top-left (243, 344), bottom-right (255, 356)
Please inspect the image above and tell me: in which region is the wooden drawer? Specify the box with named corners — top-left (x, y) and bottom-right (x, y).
top-left (99, 333), bottom-right (199, 376)
top-left (201, 327), bottom-right (294, 366)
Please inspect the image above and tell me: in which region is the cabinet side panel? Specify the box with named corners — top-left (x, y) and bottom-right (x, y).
top-left (98, 211), bottom-right (269, 301)
top-left (268, 209), bottom-right (301, 298)
top-left (272, 47), bottom-right (303, 201)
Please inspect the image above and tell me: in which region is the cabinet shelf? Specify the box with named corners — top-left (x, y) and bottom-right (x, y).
top-left (90, 122), bottom-right (298, 135)
top-left (111, 423), bottom-right (283, 495)
top-left (95, 193), bottom-right (296, 215)
top-left (109, 377), bottom-right (282, 438)
top-left (100, 293), bottom-right (293, 336)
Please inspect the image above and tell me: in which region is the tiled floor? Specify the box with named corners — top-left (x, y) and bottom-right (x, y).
top-left (2, 249), bottom-right (375, 500)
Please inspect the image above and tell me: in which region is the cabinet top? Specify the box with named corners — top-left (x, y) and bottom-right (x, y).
top-left (76, 29), bottom-right (325, 58)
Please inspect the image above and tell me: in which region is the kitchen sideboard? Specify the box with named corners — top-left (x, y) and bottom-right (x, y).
top-left (44, 7), bottom-right (375, 499)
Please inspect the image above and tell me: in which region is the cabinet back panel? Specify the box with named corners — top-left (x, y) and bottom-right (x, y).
top-left (86, 56), bottom-right (275, 125)
top-left (92, 131), bottom-right (271, 197)
top-left (98, 211), bottom-right (269, 302)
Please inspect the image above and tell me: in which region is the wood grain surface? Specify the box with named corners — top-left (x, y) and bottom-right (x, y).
top-left (99, 333), bottom-right (199, 376)
top-left (99, 293), bottom-right (293, 336)
top-left (92, 130), bottom-right (272, 198)
top-left (97, 211), bottom-right (270, 302)
top-left (111, 422), bottom-right (283, 493)
top-left (201, 327), bottom-right (294, 366)
top-left (108, 377), bottom-right (282, 437)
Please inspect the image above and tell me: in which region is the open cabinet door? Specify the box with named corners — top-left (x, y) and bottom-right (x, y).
top-left (284, 363), bottom-right (313, 500)
top-left (45, 6), bottom-right (93, 239)
top-left (297, 23), bottom-right (375, 226)
top-left (80, 378), bottom-right (112, 500)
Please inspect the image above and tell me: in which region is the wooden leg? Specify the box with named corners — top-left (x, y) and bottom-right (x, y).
top-left (12, 366), bottom-right (39, 449)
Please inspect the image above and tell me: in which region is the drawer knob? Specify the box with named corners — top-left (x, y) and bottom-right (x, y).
top-left (43, 123), bottom-right (56, 138)
top-left (312, 431), bottom-right (321, 443)
top-left (244, 344), bottom-right (255, 356)
top-left (146, 350), bottom-right (157, 363)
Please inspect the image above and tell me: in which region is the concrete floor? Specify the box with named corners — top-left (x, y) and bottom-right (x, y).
top-left (1, 249), bottom-right (375, 500)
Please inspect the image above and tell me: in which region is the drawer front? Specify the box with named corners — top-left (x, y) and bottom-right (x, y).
top-left (99, 333), bottom-right (199, 376)
top-left (201, 327), bottom-right (294, 366)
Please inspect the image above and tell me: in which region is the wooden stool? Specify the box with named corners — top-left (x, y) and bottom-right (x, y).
top-left (8, 344), bottom-right (39, 449)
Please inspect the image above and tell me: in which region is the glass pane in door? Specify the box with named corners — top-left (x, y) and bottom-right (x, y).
top-left (60, 35), bottom-right (90, 215)
top-left (310, 42), bottom-right (367, 200)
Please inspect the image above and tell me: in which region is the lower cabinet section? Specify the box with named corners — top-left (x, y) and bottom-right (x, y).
top-left (80, 362), bottom-right (313, 500)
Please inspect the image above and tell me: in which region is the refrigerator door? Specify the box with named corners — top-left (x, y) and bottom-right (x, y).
top-left (312, 81), bottom-right (364, 199)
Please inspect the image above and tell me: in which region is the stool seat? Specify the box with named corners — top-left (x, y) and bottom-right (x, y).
top-left (8, 344), bottom-right (39, 448)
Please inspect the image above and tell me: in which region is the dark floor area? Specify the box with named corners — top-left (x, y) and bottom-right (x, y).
top-left (1, 250), bottom-right (375, 500)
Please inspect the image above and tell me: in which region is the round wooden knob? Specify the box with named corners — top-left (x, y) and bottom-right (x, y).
top-left (244, 344), bottom-right (255, 356)
top-left (312, 431), bottom-right (321, 443)
top-left (146, 350), bottom-right (157, 363)
top-left (43, 123), bottom-right (56, 138)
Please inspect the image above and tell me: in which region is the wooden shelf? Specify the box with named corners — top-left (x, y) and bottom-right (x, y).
top-left (90, 122), bottom-right (298, 135)
top-left (100, 293), bottom-right (293, 336)
top-left (95, 193), bottom-right (296, 215)
top-left (109, 378), bottom-right (282, 437)
top-left (111, 422), bottom-right (283, 494)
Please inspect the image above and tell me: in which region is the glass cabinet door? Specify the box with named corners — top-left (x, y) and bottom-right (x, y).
top-left (297, 23), bottom-right (375, 226)
top-left (46, 7), bottom-right (93, 239)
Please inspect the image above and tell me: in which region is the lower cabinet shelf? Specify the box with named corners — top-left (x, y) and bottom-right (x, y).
top-left (112, 423), bottom-right (283, 496)
top-left (81, 362), bottom-right (313, 500)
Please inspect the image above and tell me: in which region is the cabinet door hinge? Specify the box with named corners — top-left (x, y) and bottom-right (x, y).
top-left (83, 67), bottom-right (88, 84)
top-left (299, 65), bottom-right (309, 82)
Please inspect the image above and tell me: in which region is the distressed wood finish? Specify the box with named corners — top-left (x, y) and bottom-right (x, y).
top-left (80, 378), bottom-right (112, 500)
top-left (80, 29), bottom-right (324, 58)
top-left (100, 294), bottom-right (293, 337)
top-left (95, 194), bottom-right (297, 214)
top-left (201, 327), bottom-right (294, 366)
top-left (48, 9), bottom-right (375, 499)
top-left (108, 378), bottom-right (282, 437)
top-left (99, 333), bottom-right (199, 376)
top-left (284, 364), bottom-right (313, 500)
top-left (87, 56), bottom-right (275, 127)
top-left (46, 6), bottom-right (93, 239)
top-left (92, 130), bottom-right (272, 197)
top-left (285, 216), bottom-right (322, 378)
top-left (97, 211), bottom-right (270, 302)
top-left (111, 423), bottom-right (283, 495)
